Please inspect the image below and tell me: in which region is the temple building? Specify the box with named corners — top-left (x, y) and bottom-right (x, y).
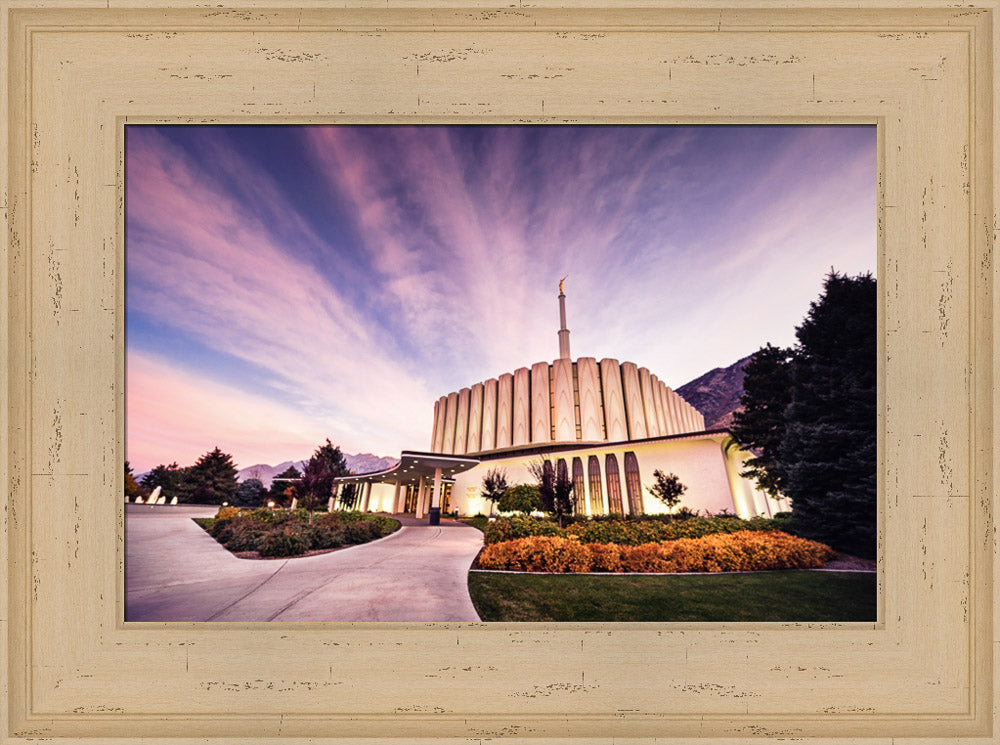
top-left (335, 283), bottom-right (787, 523)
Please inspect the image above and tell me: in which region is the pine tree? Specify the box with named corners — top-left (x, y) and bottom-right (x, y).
top-left (730, 344), bottom-right (796, 497)
top-left (730, 271), bottom-right (876, 557)
top-left (140, 462), bottom-right (189, 501)
top-left (234, 478), bottom-right (265, 507)
top-left (781, 271), bottom-right (877, 557)
top-left (185, 447), bottom-right (239, 505)
top-left (267, 465), bottom-right (301, 506)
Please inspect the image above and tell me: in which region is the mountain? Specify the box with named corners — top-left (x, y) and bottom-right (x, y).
top-left (236, 453), bottom-right (399, 487)
top-left (676, 354), bottom-right (753, 430)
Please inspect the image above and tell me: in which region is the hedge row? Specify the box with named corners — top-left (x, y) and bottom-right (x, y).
top-left (476, 531), bottom-right (834, 573)
top-left (483, 514), bottom-right (795, 546)
top-left (206, 508), bottom-right (399, 557)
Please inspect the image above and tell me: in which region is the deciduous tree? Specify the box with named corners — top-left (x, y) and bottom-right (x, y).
top-left (647, 470), bottom-right (687, 513)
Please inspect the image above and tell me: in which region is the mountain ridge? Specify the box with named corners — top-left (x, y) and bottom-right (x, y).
top-left (676, 354), bottom-right (753, 430)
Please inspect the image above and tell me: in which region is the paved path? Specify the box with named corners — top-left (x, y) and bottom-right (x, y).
top-left (125, 505), bottom-right (484, 622)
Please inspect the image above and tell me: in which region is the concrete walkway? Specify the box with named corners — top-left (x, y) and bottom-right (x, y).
top-left (124, 505), bottom-right (484, 622)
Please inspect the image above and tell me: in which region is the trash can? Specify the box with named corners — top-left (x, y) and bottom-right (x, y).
top-left (428, 507), bottom-right (441, 525)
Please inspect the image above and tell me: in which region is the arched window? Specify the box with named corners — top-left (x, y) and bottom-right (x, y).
top-left (624, 451), bottom-right (643, 516)
top-left (571, 457), bottom-right (586, 515)
top-left (605, 454), bottom-right (624, 516)
top-left (588, 456), bottom-right (604, 515)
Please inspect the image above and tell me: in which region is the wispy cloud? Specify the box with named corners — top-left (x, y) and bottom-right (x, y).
top-left (126, 125), bottom-right (875, 471)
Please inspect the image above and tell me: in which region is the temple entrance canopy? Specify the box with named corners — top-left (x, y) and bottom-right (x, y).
top-left (334, 451), bottom-right (480, 524)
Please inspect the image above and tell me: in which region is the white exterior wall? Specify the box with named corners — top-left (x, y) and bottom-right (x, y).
top-left (446, 434), bottom-right (770, 519)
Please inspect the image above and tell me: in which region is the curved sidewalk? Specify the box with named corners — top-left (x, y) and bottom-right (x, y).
top-left (125, 505), bottom-right (484, 622)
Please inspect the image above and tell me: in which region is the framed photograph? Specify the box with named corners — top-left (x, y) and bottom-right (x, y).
top-left (2, 2), bottom-right (996, 742)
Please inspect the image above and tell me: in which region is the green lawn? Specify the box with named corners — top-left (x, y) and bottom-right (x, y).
top-left (458, 515), bottom-right (490, 532)
top-left (468, 570), bottom-right (876, 622)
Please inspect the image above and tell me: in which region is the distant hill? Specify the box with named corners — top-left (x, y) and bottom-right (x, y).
top-left (236, 452), bottom-right (399, 487)
top-left (676, 354), bottom-right (753, 430)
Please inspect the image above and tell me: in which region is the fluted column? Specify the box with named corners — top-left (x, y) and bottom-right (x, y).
top-left (577, 357), bottom-right (603, 442)
top-left (454, 388), bottom-right (470, 455)
top-left (481, 378), bottom-right (498, 450)
top-left (531, 362), bottom-right (552, 443)
top-left (552, 358), bottom-right (577, 441)
top-left (443, 391), bottom-right (458, 453)
top-left (599, 358), bottom-right (628, 442)
top-left (639, 367), bottom-right (659, 437)
top-left (496, 373), bottom-right (514, 448)
top-left (621, 362), bottom-right (647, 440)
top-left (467, 382), bottom-right (484, 453)
top-left (512, 366), bottom-right (531, 447)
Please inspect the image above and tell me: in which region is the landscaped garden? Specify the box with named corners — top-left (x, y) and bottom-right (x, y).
top-left (474, 513), bottom-right (831, 573)
top-left (194, 506), bottom-right (400, 559)
top-left (465, 513), bottom-right (876, 621)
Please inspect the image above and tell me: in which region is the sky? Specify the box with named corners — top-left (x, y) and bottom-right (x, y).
top-left (125, 124), bottom-right (876, 473)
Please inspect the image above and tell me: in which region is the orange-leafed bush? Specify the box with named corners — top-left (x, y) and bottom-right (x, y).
top-left (477, 535), bottom-right (592, 573)
top-left (477, 530), bottom-right (834, 573)
top-left (214, 506), bottom-right (242, 521)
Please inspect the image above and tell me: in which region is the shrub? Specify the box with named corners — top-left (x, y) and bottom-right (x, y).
top-left (214, 506), bottom-right (242, 521)
top-left (477, 530), bottom-right (834, 573)
top-left (258, 523), bottom-right (313, 557)
top-left (484, 515), bottom-right (563, 544)
top-left (478, 536), bottom-right (592, 573)
top-left (498, 484), bottom-right (543, 515)
top-left (222, 521), bottom-right (267, 552)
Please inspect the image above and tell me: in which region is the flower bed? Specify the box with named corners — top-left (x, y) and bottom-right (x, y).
top-left (483, 514), bottom-right (795, 546)
top-left (201, 507), bottom-right (400, 558)
top-left (476, 530), bottom-right (834, 573)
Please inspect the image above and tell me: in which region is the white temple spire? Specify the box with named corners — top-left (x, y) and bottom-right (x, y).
top-left (557, 277), bottom-right (571, 360)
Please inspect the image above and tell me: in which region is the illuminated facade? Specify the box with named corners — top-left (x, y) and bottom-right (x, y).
top-left (336, 285), bottom-right (787, 521)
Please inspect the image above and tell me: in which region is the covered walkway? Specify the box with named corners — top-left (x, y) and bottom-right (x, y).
top-left (334, 451), bottom-right (480, 523)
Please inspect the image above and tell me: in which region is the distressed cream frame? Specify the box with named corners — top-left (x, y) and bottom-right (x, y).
top-left (2, 2), bottom-right (997, 743)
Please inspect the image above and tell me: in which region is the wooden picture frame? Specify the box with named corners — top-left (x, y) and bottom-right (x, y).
top-left (2, 2), bottom-right (996, 742)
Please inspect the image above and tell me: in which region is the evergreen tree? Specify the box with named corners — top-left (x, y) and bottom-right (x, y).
top-left (140, 462), bottom-right (189, 501)
top-left (234, 478), bottom-right (266, 507)
top-left (730, 344), bottom-right (796, 497)
top-left (267, 465), bottom-right (301, 506)
top-left (299, 439), bottom-right (350, 511)
top-left (184, 447), bottom-right (239, 505)
top-left (124, 461), bottom-right (146, 501)
top-left (732, 271), bottom-right (876, 557)
top-left (781, 271), bottom-right (877, 557)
